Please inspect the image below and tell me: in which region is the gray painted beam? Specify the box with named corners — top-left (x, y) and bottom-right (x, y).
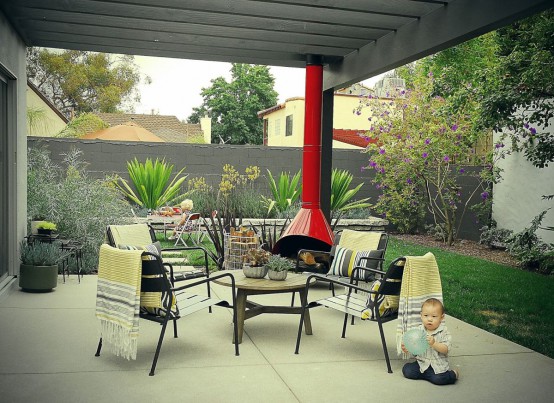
top-left (323, 0), bottom-right (554, 90)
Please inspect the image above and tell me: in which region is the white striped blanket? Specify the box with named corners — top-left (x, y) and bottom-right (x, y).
top-left (96, 244), bottom-right (143, 360)
top-left (396, 252), bottom-right (443, 358)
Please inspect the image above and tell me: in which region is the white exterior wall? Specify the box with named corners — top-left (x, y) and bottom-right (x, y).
top-left (492, 129), bottom-right (554, 244)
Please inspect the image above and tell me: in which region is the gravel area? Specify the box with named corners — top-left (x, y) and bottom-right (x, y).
top-left (393, 233), bottom-right (519, 268)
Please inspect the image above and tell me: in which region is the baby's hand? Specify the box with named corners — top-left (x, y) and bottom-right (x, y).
top-left (426, 335), bottom-right (435, 346)
top-left (401, 343), bottom-right (408, 354)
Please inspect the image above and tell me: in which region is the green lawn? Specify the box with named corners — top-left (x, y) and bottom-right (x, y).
top-left (158, 233), bottom-right (554, 358)
top-left (386, 237), bottom-right (554, 358)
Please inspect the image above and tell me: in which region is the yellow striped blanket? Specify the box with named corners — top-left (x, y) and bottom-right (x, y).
top-left (338, 229), bottom-right (382, 251)
top-left (95, 244), bottom-right (143, 360)
top-left (108, 224), bottom-right (153, 248)
top-left (396, 252), bottom-right (443, 358)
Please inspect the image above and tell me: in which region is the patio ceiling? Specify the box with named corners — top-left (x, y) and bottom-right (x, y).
top-left (2, 0), bottom-right (553, 90)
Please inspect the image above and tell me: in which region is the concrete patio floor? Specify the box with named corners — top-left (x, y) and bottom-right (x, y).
top-left (0, 275), bottom-right (552, 403)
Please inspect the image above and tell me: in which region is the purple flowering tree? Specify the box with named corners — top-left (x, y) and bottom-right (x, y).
top-left (357, 79), bottom-right (506, 245)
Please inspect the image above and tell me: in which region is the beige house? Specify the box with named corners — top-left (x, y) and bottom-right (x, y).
top-left (26, 80), bottom-right (68, 136)
top-left (258, 83), bottom-right (387, 149)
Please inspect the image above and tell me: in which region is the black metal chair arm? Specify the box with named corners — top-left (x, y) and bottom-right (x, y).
top-left (171, 271), bottom-right (236, 294)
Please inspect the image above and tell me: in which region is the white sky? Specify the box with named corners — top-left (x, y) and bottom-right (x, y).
top-left (133, 55), bottom-right (386, 121)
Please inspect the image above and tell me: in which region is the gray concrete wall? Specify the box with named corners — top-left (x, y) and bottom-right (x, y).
top-left (28, 137), bottom-right (484, 240)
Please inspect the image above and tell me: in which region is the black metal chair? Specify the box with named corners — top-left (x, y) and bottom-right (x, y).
top-left (95, 251), bottom-right (239, 376)
top-left (294, 257), bottom-right (405, 373)
top-left (292, 231), bottom-right (389, 306)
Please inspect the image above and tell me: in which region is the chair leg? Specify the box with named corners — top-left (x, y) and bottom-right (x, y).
top-left (294, 306), bottom-right (307, 354)
top-left (330, 282), bottom-right (336, 297)
top-left (173, 318), bottom-right (178, 338)
top-left (150, 318), bottom-right (170, 376)
top-left (95, 337), bottom-right (103, 356)
top-left (291, 291), bottom-right (296, 307)
top-left (377, 321), bottom-right (393, 374)
top-left (341, 313), bottom-right (349, 338)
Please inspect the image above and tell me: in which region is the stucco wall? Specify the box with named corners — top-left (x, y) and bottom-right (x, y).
top-left (492, 130), bottom-right (554, 244)
top-left (265, 95), bottom-right (382, 149)
top-left (0, 10), bottom-right (28, 279)
top-left (26, 86), bottom-right (67, 136)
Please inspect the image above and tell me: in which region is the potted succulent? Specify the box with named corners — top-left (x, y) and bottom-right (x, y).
top-left (242, 248), bottom-right (272, 278)
top-left (19, 240), bottom-right (65, 292)
top-left (36, 221), bottom-right (57, 235)
top-left (265, 254), bottom-right (294, 281)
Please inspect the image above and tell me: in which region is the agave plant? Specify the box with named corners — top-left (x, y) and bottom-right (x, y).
top-left (261, 169), bottom-right (302, 214)
top-left (116, 157), bottom-right (189, 210)
top-left (330, 169), bottom-right (371, 227)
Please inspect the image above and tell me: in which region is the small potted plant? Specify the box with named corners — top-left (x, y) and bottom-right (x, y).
top-left (265, 254), bottom-right (294, 281)
top-left (242, 248), bottom-right (272, 278)
top-left (36, 221), bottom-right (57, 235)
top-left (19, 240), bottom-right (65, 292)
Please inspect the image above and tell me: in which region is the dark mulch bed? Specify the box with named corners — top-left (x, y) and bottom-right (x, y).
top-left (392, 233), bottom-right (520, 268)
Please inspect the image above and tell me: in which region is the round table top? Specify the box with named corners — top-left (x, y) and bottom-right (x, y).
top-left (212, 270), bottom-right (307, 291)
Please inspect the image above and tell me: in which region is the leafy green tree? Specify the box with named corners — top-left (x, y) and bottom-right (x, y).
top-left (479, 9), bottom-right (554, 168)
top-left (56, 113), bottom-right (108, 138)
top-left (358, 77), bottom-right (504, 245)
top-left (27, 48), bottom-right (149, 118)
top-left (188, 64), bottom-right (278, 144)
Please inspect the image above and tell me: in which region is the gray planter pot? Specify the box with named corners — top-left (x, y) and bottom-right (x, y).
top-left (242, 264), bottom-right (268, 279)
top-left (19, 264), bottom-right (58, 292)
top-left (267, 270), bottom-right (288, 281)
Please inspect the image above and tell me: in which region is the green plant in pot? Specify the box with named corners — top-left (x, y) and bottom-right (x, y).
top-left (242, 248), bottom-right (271, 278)
top-left (36, 221), bottom-right (57, 235)
top-left (19, 241), bottom-right (65, 292)
top-left (265, 254), bottom-right (294, 281)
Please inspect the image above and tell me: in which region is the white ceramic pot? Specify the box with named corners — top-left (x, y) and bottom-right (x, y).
top-left (267, 270), bottom-right (287, 281)
top-left (242, 264), bottom-right (268, 278)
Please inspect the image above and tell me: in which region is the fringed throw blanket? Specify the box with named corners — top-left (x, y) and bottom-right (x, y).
top-left (96, 244), bottom-right (143, 360)
top-left (396, 252), bottom-right (443, 358)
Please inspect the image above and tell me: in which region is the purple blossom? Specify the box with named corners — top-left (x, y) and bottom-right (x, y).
top-left (459, 168), bottom-right (465, 173)
top-left (451, 124), bottom-right (458, 131)
top-left (428, 71), bottom-right (433, 78)
top-left (379, 148), bottom-right (386, 155)
top-left (425, 138), bottom-right (431, 145)
top-left (408, 145), bottom-right (414, 149)
top-left (530, 127), bottom-right (537, 135)
top-left (481, 191), bottom-right (489, 200)
top-left (422, 152), bottom-right (428, 158)
top-left (407, 178), bottom-right (412, 184)
top-left (355, 110), bottom-right (361, 116)
top-left (524, 123), bottom-right (529, 129)
top-left (457, 135), bottom-right (462, 140)
top-left (495, 142), bottom-right (505, 149)
top-left (397, 135), bottom-right (402, 139)
top-left (443, 156), bottom-right (450, 162)
top-left (369, 160), bottom-right (377, 168)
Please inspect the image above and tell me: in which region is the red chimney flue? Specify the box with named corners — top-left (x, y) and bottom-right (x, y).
top-left (273, 56), bottom-right (334, 257)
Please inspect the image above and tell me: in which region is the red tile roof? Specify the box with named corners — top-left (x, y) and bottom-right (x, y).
top-left (333, 129), bottom-right (377, 148)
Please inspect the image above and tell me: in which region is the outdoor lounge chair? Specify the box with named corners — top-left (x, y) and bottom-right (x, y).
top-left (294, 257), bottom-right (405, 373)
top-left (291, 230), bottom-right (389, 305)
top-left (173, 212), bottom-right (202, 247)
top-left (106, 223), bottom-right (208, 283)
top-left (94, 245), bottom-right (239, 376)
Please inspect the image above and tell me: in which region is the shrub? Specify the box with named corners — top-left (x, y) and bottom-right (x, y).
top-left (116, 157), bottom-right (190, 210)
top-left (261, 169), bottom-right (301, 214)
top-left (506, 210), bottom-right (554, 274)
top-left (478, 221), bottom-right (513, 247)
top-left (19, 241), bottom-right (65, 266)
top-left (27, 146), bottom-right (131, 273)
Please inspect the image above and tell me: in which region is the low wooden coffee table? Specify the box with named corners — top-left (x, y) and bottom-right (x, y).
top-left (212, 271), bottom-right (312, 344)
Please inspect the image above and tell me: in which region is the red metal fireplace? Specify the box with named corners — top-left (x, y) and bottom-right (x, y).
top-left (273, 56), bottom-right (334, 257)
